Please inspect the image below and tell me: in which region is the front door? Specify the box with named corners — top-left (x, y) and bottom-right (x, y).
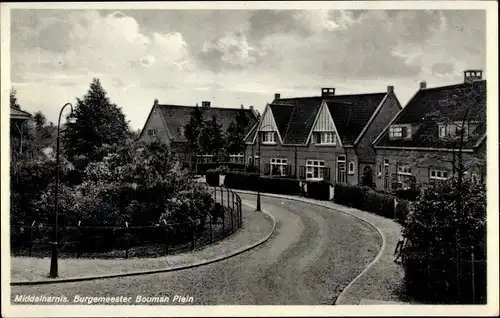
top-left (337, 155), bottom-right (347, 183)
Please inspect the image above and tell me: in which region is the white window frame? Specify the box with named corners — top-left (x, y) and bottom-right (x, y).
top-left (348, 161), bottom-right (355, 175)
top-left (271, 158), bottom-right (288, 176)
top-left (306, 159), bottom-right (325, 180)
top-left (389, 126), bottom-right (403, 139)
top-left (397, 165), bottom-right (412, 175)
top-left (430, 169), bottom-right (449, 180)
top-left (438, 124), bottom-right (447, 138)
top-left (316, 132), bottom-right (337, 145)
top-left (147, 128), bottom-right (158, 136)
top-left (377, 163), bottom-right (382, 178)
top-left (229, 153), bottom-right (244, 164)
top-left (384, 158), bottom-right (390, 166)
top-left (261, 131), bottom-right (277, 144)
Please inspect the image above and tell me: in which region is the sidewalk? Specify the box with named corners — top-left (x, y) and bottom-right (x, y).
top-left (232, 189), bottom-right (410, 305)
top-left (11, 203), bottom-right (275, 285)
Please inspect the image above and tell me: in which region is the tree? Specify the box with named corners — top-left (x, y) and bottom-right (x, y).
top-left (199, 115), bottom-right (225, 161)
top-left (10, 87), bottom-right (21, 110)
top-left (62, 78), bottom-right (131, 165)
top-left (184, 105), bottom-right (205, 168)
top-left (226, 108), bottom-right (249, 156)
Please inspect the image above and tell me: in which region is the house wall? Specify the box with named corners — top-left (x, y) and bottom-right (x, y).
top-left (355, 92), bottom-right (401, 167)
top-left (374, 148), bottom-right (483, 190)
top-left (245, 140), bottom-right (359, 185)
top-left (139, 105), bottom-right (171, 146)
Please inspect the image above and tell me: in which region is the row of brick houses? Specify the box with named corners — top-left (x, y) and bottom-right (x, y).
top-left (139, 99), bottom-right (259, 167)
top-left (140, 69), bottom-right (486, 192)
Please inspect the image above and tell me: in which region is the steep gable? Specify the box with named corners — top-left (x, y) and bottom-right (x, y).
top-left (140, 101), bottom-right (258, 143)
top-left (374, 80), bottom-right (486, 150)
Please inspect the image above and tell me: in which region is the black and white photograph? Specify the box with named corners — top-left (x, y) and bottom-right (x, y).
top-left (1, 1), bottom-right (498, 317)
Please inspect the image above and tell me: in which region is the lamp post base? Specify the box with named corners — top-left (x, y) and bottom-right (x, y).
top-left (256, 191), bottom-right (261, 212)
top-left (49, 242), bottom-right (58, 278)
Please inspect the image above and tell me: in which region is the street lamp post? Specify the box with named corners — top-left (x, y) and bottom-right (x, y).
top-left (49, 103), bottom-right (76, 278)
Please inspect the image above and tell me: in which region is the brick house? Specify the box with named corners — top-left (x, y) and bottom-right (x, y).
top-left (244, 86), bottom-right (402, 185)
top-left (372, 70), bottom-right (486, 191)
top-left (139, 99), bottom-right (259, 167)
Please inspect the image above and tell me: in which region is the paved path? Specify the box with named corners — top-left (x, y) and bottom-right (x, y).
top-left (10, 194), bottom-right (381, 305)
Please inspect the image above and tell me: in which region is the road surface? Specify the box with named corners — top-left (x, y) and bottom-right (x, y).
top-left (11, 194), bottom-right (381, 305)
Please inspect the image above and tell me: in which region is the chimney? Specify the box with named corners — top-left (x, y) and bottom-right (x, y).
top-left (419, 81), bottom-right (427, 90)
top-left (321, 87), bottom-right (335, 97)
top-left (274, 93), bottom-right (281, 100)
top-left (249, 105), bottom-right (254, 111)
top-left (240, 104), bottom-right (244, 109)
top-left (464, 69), bottom-right (483, 84)
top-left (154, 98), bottom-right (159, 106)
top-left (201, 101), bottom-right (211, 108)
top-left (387, 86), bottom-right (394, 93)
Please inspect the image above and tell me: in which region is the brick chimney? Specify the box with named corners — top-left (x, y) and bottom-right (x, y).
top-left (387, 86), bottom-right (394, 93)
top-left (154, 98), bottom-right (159, 106)
top-left (321, 88), bottom-right (335, 97)
top-left (419, 81), bottom-right (427, 90)
top-left (464, 69), bottom-right (483, 83)
top-left (201, 101), bottom-right (211, 108)
top-left (274, 93), bottom-right (281, 100)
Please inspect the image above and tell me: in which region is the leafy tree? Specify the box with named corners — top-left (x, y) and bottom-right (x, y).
top-left (199, 115), bottom-right (225, 160)
top-left (10, 87), bottom-right (21, 110)
top-left (62, 78), bottom-right (131, 165)
top-left (184, 105), bottom-right (205, 168)
top-left (226, 108), bottom-right (249, 156)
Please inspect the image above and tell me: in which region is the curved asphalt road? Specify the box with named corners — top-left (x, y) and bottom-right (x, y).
top-left (11, 195), bottom-right (382, 305)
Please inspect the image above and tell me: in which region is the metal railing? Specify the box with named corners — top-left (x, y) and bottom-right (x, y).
top-left (10, 186), bottom-right (243, 259)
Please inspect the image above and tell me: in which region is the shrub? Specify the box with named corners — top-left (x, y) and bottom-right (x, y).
top-left (206, 169), bottom-right (220, 186)
top-left (401, 179), bottom-right (486, 304)
top-left (306, 181), bottom-right (331, 200)
top-left (333, 184), bottom-right (400, 219)
top-left (395, 189), bottom-right (420, 201)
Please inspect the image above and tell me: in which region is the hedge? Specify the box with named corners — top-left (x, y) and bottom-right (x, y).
top-left (334, 183), bottom-right (411, 222)
top-left (206, 169), bottom-right (220, 187)
top-left (224, 172), bottom-right (300, 195)
top-left (306, 181), bottom-right (331, 200)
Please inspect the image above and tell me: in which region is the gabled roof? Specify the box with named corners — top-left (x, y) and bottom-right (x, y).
top-left (257, 92), bottom-right (387, 145)
top-left (373, 80), bottom-right (486, 150)
top-left (10, 107), bottom-right (32, 120)
top-left (146, 103), bottom-right (258, 142)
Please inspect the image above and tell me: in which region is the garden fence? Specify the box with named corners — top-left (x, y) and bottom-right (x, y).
top-left (11, 185), bottom-right (243, 259)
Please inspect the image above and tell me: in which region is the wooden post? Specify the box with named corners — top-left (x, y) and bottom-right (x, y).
top-left (208, 213), bottom-right (213, 243)
top-left (230, 204), bottom-right (234, 234)
top-left (29, 221), bottom-right (35, 257)
top-left (76, 220), bottom-right (81, 258)
top-left (125, 221), bottom-right (129, 259)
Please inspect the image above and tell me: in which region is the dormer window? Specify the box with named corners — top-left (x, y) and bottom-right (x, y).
top-left (389, 125), bottom-right (411, 140)
top-left (147, 128), bottom-right (158, 136)
top-left (438, 122), bottom-right (470, 140)
top-left (438, 124), bottom-right (447, 138)
top-left (261, 131), bottom-right (277, 144)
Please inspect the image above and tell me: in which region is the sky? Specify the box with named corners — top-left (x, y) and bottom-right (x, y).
top-left (9, 9), bottom-right (486, 130)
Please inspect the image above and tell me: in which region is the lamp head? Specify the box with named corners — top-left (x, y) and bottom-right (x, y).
top-left (67, 112), bottom-right (77, 124)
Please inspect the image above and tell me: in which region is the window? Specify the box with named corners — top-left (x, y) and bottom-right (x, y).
top-left (384, 159), bottom-right (390, 166)
top-left (254, 155), bottom-right (261, 167)
top-left (306, 159), bottom-right (325, 180)
top-left (147, 128), bottom-right (158, 136)
top-left (314, 132), bottom-right (337, 145)
top-left (397, 165), bottom-right (412, 175)
top-left (271, 158), bottom-right (288, 176)
top-left (198, 154), bottom-right (215, 164)
top-left (439, 125), bottom-right (447, 138)
top-left (229, 153), bottom-right (244, 164)
top-left (261, 131), bottom-right (277, 144)
top-left (456, 124), bottom-right (469, 140)
top-left (389, 126), bottom-right (407, 139)
top-left (430, 169), bottom-right (449, 180)
top-left (348, 161), bottom-right (355, 175)
top-left (378, 163), bottom-right (382, 178)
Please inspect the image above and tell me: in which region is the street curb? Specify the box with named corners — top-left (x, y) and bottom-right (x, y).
top-left (10, 205), bottom-right (276, 286)
top-left (232, 189), bottom-right (387, 306)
